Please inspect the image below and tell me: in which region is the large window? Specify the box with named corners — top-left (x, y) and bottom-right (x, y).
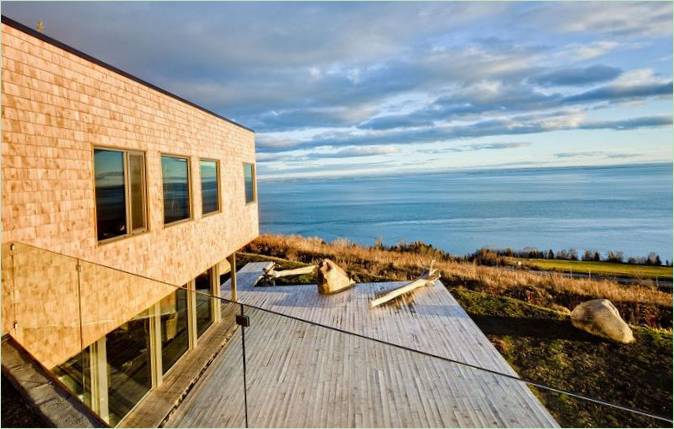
top-left (159, 289), bottom-right (189, 374)
top-left (52, 266), bottom-right (226, 425)
top-left (52, 348), bottom-right (92, 409)
top-left (195, 269), bottom-right (214, 338)
top-left (106, 309), bottom-right (152, 426)
top-left (243, 162), bottom-right (256, 204)
top-left (94, 149), bottom-right (147, 241)
top-left (161, 155), bottom-right (191, 224)
top-left (200, 159), bottom-right (220, 215)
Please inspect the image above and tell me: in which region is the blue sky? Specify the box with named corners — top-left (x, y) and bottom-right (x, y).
top-left (5, 2), bottom-right (672, 179)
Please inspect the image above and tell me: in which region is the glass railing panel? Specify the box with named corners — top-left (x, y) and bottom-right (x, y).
top-left (74, 257), bottom-right (242, 427)
top-left (2, 242), bottom-right (82, 369)
top-left (77, 256), bottom-right (176, 354)
top-left (1, 243), bottom-right (14, 337)
top-left (2, 241), bottom-right (246, 427)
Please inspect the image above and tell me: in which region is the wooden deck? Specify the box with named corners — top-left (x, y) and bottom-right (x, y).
top-left (120, 302), bottom-right (240, 428)
top-left (167, 262), bottom-right (558, 427)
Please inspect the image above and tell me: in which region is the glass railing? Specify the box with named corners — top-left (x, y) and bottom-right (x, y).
top-left (2, 241), bottom-right (671, 428)
top-left (1, 242), bottom-right (243, 427)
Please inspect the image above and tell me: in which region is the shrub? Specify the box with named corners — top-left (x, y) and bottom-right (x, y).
top-left (606, 250), bottom-right (624, 263)
top-left (582, 249), bottom-right (600, 262)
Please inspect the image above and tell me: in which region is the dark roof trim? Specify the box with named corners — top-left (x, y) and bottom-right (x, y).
top-left (1, 15), bottom-right (254, 133)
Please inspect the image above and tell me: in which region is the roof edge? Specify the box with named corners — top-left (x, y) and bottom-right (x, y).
top-left (1, 15), bottom-right (254, 133)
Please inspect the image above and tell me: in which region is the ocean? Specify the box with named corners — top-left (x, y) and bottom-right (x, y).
top-left (258, 163), bottom-right (673, 261)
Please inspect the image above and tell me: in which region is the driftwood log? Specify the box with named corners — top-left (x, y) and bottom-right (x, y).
top-left (263, 264), bottom-right (317, 279)
top-left (369, 264), bottom-right (440, 308)
top-left (317, 259), bottom-right (355, 295)
top-left (258, 263), bottom-right (317, 286)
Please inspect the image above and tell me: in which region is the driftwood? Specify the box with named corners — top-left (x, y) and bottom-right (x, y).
top-left (370, 263), bottom-right (440, 308)
top-left (317, 259), bottom-right (355, 295)
top-left (263, 264), bottom-right (317, 279)
top-left (258, 263), bottom-right (317, 286)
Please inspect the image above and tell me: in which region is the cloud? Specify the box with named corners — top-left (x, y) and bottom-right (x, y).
top-left (421, 142), bottom-right (531, 153)
top-left (521, 2), bottom-right (672, 38)
top-left (560, 41), bottom-right (620, 61)
top-left (257, 145), bottom-right (400, 163)
top-left (307, 146), bottom-right (401, 159)
top-left (358, 73), bottom-right (672, 131)
top-left (259, 114), bottom-right (672, 152)
top-left (3, 2), bottom-right (671, 176)
top-left (555, 151), bottom-right (640, 159)
top-left (257, 160), bottom-right (395, 177)
top-left (564, 81), bottom-right (673, 104)
top-left (532, 65), bottom-right (622, 87)
top-left (578, 116), bottom-right (672, 130)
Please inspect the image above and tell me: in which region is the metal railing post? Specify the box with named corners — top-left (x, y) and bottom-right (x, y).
top-left (237, 303), bottom-right (249, 428)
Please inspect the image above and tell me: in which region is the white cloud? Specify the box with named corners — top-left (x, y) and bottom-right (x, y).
top-left (564, 41), bottom-right (620, 61)
top-left (613, 68), bottom-right (666, 87)
top-left (525, 2), bottom-right (672, 38)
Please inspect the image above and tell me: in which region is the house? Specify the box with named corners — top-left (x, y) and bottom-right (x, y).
top-left (1, 16), bottom-right (563, 429)
top-left (1, 15), bottom-right (258, 425)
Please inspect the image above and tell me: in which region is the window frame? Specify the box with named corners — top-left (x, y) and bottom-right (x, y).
top-left (199, 158), bottom-right (221, 217)
top-left (160, 153), bottom-right (193, 227)
top-left (92, 146), bottom-right (149, 245)
top-left (154, 288), bottom-right (190, 380)
top-left (126, 151), bottom-right (148, 234)
top-left (243, 162), bottom-right (257, 205)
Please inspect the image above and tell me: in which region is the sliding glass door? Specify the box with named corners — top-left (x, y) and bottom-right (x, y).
top-left (195, 269), bottom-right (215, 338)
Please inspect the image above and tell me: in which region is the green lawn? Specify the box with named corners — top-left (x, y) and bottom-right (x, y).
top-left (509, 258), bottom-right (673, 280)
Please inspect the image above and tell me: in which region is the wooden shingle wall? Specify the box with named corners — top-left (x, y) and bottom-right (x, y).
top-left (1, 23), bottom-right (259, 365)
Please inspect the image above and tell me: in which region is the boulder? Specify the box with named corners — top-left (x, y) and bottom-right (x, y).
top-left (316, 259), bottom-right (355, 295)
top-left (571, 299), bottom-right (635, 344)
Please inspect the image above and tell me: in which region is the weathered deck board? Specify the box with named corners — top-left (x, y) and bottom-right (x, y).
top-left (168, 263), bottom-right (558, 428)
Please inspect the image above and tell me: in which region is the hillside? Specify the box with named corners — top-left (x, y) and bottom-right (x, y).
top-left (242, 234), bottom-right (673, 428)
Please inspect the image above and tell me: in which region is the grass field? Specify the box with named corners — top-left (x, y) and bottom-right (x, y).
top-left (510, 258), bottom-right (673, 280)
top-left (454, 287), bottom-right (672, 428)
top-left (242, 234), bottom-right (673, 427)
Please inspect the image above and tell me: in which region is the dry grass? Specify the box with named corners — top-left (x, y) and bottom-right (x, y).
top-left (246, 234), bottom-right (672, 327)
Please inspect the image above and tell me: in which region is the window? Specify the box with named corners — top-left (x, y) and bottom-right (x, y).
top-left (194, 269), bottom-right (213, 337)
top-left (243, 162), bottom-right (256, 204)
top-left (161, 155), bottom-right (191, 224)
top-left (52, 348), bottom-right (92, 409)
top-left (94, 148), bottom-right (147, 242)
top-left (159, 289), bottom-right (189, 374)
top-left (200, 159), bottom-right (220, 215)
top-left (105, 309), bottom-right (152, 426)
top-left (128, 153), bottom-right (146, 232)
top-left (194, 269), bottom-right (214, 337)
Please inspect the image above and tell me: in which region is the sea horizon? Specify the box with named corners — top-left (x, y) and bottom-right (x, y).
top-left (259, 162), bottom-right (673, 261)
top-left (258, 160), bottom-right (672, 182)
